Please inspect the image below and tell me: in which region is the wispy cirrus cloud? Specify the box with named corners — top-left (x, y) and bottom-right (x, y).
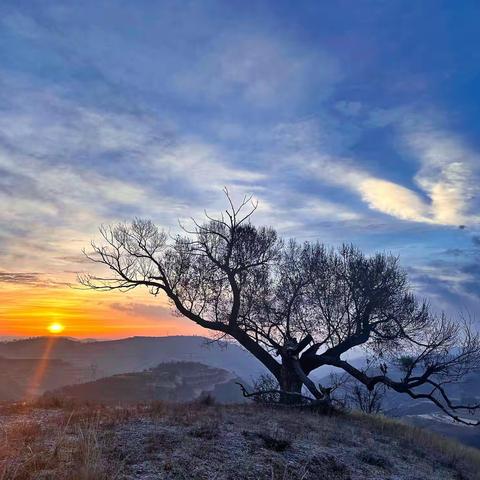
top-left (405, 126), bottom-right (480, 226)
top-left (358, 178), bottom-right (432, 223)
top-left (0, 271), bottom-right (41, 285)
top-left (0, 82), bottom-right (269, 276)
top-left (408, 258), bottom-right (480, 316)
top-left (111, 302), bottom-right (173, 319)
top-left (174, 32), bottom-right (341, 108)
top-left (276, 111), bottom-right (480, 228)
top-left (0, 271), bottom-right (64, 288)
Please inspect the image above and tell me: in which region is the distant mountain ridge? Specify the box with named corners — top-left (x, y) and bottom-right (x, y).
top-left (0, 335), bottom-right (265, 392)
top-left (0, 355), bottom-right (86, 401)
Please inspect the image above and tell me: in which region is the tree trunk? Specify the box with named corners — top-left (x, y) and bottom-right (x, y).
top-left (278, 359), bottom-right (303, 404)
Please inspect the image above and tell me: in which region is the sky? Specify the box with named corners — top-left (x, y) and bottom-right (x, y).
top-left (1, 0), bottom-right (480, 338)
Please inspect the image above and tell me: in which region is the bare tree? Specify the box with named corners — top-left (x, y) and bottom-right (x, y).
top-left (348, 382), bottom-right (386, 415)
top-left (250, 374), bottom-right (281, 404)
top-left (80, 191), bottom-right (480, 423)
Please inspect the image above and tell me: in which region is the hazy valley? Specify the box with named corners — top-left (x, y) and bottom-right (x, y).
top-left (1, 335), bottom-right (480, 452)
top-left (0, 336), bottom-right (264, 391)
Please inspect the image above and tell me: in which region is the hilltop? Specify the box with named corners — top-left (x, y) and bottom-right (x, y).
top-left (1, 401), bottom-right (479, 480)
top-left (45, 362), bottom-right (247, 404)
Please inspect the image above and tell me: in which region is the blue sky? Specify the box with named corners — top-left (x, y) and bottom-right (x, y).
top-left (1, 0), bottom-right (480, 331)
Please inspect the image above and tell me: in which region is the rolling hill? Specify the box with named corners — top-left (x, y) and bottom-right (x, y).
top-left (45, 361), bottom-right (247, 404)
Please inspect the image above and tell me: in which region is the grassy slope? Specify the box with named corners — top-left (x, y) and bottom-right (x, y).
top-left (1, 401), bottom-right (479, 480)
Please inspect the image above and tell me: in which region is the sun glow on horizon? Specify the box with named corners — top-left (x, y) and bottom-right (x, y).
top-left (47, 322), bottom-right (65, 334)
top-left (0, 283), bottom-right (207, 338)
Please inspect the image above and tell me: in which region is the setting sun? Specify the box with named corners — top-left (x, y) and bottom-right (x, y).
top-left (47, 322), bottom-right (65, 334)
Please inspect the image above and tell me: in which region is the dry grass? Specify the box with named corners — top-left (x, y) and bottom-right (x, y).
top-left (70, 417), bottom-right (109, 480)
top-left (0, 400), bottom-right (479, 479)
top-left (0, 403), bottom-right (120, 480)
top-left (352, 411), bottom-right (480, 480)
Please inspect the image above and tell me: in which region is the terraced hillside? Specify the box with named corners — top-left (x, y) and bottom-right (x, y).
top-left (45, 362), bottom-right (247, 404)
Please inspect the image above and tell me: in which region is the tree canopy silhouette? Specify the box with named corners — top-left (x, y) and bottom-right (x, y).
top-left (80, 191), bottom-right (480, 423)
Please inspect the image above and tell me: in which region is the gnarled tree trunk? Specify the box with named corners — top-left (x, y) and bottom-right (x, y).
top-left (278, 358), bottom-right (304, 404)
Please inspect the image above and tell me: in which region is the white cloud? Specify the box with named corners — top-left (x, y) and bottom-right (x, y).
top-left (303, 153), bottom-right (432, 223)
top-left (300, 198), bottom-right (362, 222)
top-left (147, 140), bottom-right (264, 187)
top-left (282, 114), bottom-right (480, 227)
top-left (406, 126), bottom-right (480, 226)
top-left (358, 178), bottom-right (431, 223)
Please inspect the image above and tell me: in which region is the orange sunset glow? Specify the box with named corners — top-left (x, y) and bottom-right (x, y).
top-left (47, 322), bottom-right (65, 334)
top-left (0, 282), bottom-right (206, 339)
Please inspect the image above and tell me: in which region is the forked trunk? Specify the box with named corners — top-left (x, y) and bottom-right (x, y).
top-left (278, 360), bottom-right (303, 404)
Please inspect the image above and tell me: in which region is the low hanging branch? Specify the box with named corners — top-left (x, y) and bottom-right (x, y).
top-left (235, 382), bottom-right (311, 403)
top-left (235, 382), bottom-right (333, 411)
top-left (80, 189), bottom-right (480, 424)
